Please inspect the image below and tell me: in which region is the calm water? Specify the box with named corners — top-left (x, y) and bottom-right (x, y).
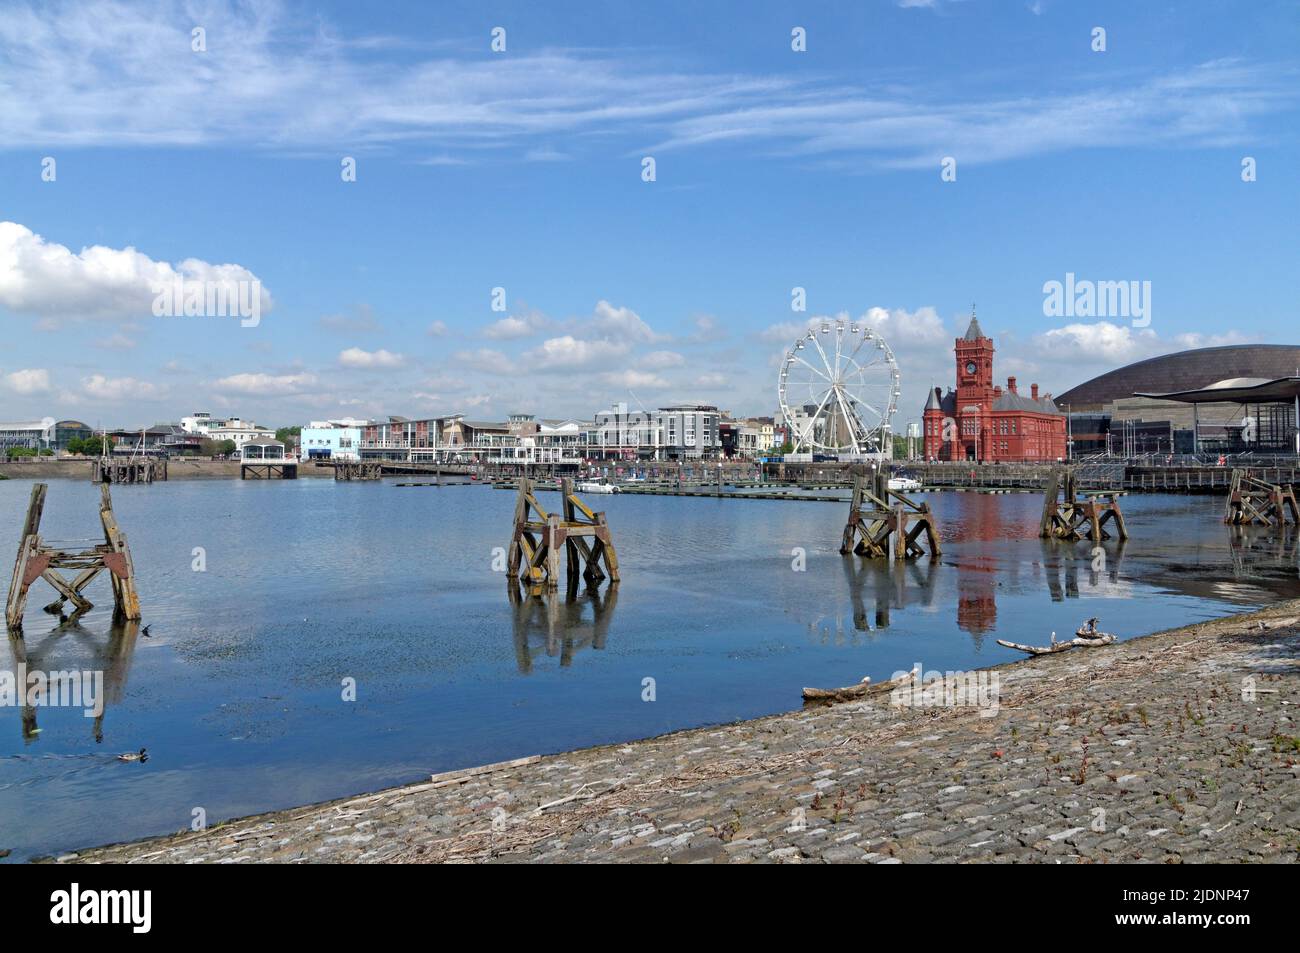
top-left (2, 477), bottom-right (1297, 860)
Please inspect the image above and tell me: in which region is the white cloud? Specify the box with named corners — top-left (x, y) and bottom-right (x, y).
top-left (3, 367), bottom-right (51, 395)
top-left (858, 306), bottom-right (950, 349)
top-left (600, 370), bottom-right (670, 390)
top-left (484, 310), bottom-right (548, 340)
top-left (426, 320), bottom-right (448, 337)
top-left (523, 335), bottom-right (631, 370)
top-left (590, 300), bottom-right (664, 343)
top-left (0, 221), bottom-right (271, 321)
top-left (1033, 322), bottom-right (1161, 364)
top-left (339, 347), bottom-right (405, 368)
top-left (694, 372), bottom-right (731, 388)
top-left (454, 348), bottom-right (514, 375)
top-left (641, 350), bottom-right (686, 370)
top-left (213, 372), bottom-right (317, 396)
top-left (81, 374), bottom-right (158, 401)
top-left (686, 314), bottom-right (724, 343)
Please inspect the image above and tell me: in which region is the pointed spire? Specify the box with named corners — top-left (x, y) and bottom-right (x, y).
top-left (925, 386), bottom-right (943, 411)
top-left (962, 303), bottom-right (984, 341)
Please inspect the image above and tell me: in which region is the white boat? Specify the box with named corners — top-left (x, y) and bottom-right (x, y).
top-left (578, 480), bottom-right (620, 494)
top-left (888, 476), bottom-right (922, 493)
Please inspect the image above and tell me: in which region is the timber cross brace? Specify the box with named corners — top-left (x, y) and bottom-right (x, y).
top-left (506, 477), bottom-right (620, 589)
top-left (1039, 467), bottom-right (1129, 542)
top-left (840, 471), bottom-right (942, 561)
top-left (1224, 468), bottom-right (1300, 527)
top-left (5, 483), bottom-right (142, 632)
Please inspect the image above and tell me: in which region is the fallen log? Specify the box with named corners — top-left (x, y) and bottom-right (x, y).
top-left (996, 633), bottom-right (1115, 656)
top-left (802, 670), bottom-right (914, 704)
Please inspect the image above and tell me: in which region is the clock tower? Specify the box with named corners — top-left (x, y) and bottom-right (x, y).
top-left (955, 307), bottom-right (994, 406)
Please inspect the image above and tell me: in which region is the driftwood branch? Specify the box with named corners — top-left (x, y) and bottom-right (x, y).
top-left (997, 619), bottom-right (1116, 656)
top-left (802, 670), bottom-right (914, 704)
top-left (996, 633), bottom-right (1115, 656)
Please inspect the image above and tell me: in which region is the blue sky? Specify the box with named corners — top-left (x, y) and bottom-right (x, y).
top-left (1, 0), bottom-right (1297, 429)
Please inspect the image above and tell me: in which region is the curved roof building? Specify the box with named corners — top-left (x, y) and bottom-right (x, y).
top-left (1056, 344), bottom-right (1300, 411)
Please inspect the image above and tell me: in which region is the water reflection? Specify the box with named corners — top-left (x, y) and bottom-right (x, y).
top-left (808, 559), bottom-right (939, 644)
top-left (507, 579), bottom-right (619, 672)
top-left (1227, 525), bottom-right (1299, 578)
top-left (1039, 539), bottom-right (1128, 603)
top-left (5, 617), bottom-right (140, 744)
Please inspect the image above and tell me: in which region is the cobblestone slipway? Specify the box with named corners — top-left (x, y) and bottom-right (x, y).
top-left (60, 602), bottom-right (1300, 864)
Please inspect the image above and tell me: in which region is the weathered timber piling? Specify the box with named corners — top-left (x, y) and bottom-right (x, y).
top-left (840, 471), bottom-right (941, 560)
top-left (1223, 468), bottom-right (1300, 527)
top-left (506, 477), bottom-right (620, 589)
top-left (5, 483), bottom-right (141, 632)
top-left (92, 458), bottom-right (166, 484)
top-left (1039, 467), bottom-right (1128, 541)
top-left (335, 461), bottom-right (382, 481)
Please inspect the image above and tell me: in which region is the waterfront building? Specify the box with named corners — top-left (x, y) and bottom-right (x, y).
top-left (922, 313), bottom-right (1067, 463)
top-left (180, 412), bottom-right (275, 450)
top-left (301, 419), bottom-right (369, 461)
top-left (239, 439), bottom-right (288, 462)
top-left (359, 415), bottom-right (452, 460)
top-left (53, 420), bottom-right (93, 450)
top-left (0, 417), bottom-right (56, 451)
top-left (106, 425), bottom-right (204, 456)
top-left (593, 401), bottom-right (720, 460)
top-left (469, 414), bottom-right (591, 467)
top-left (1055, 344), bottom-right (1300, 456)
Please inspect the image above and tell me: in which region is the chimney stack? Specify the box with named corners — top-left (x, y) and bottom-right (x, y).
top-left (1031, 383), bottom-right (1039, 400)
top-left (1007, 376), bottom-right (1018, 394)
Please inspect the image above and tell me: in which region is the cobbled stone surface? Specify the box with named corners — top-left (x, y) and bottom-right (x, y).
top-left (58, 603), bottom-right (1300, 864)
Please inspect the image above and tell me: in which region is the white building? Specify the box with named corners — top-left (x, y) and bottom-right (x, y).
top-left (300, 419), bottom-right (369, 461)
top-left (593, 402), bottom-right (720, 459)
top-left (239, 439), bottom-right (287, 462)
top-left (0, 417), bottom-right (56, 450)
top-left (180, 412), bottom-right (274, 450)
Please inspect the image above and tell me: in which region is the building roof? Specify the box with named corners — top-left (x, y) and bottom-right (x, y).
top-left (1134, 376), bottom-right (1300, 405)
top-left (1055, 345), bottom-right (1300, 409)
top-left (993, 391), bottom-right (1062, 414)
top-left (962, 314), bottom-right (985, 341)
top-left (925, 386), bottom-right (944, 411)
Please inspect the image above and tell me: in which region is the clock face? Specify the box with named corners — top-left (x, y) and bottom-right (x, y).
top-left (965, 361), bottom-right (977, 375)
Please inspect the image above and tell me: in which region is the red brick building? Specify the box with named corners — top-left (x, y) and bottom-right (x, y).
top-left (922, 313), bottom-right (1067, 462)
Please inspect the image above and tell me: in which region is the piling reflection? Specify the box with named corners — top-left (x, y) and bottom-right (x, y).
top-left (5, 616), bottom-right (140, 744)
top-left (1227, 525), bottom-right (1299, 578)
top-left (808, 558), bottom-right (939, 644)
top-left (1039, 539), bottom-right (1128, 602)
top-left (507, 578), bottom-right (619, 672)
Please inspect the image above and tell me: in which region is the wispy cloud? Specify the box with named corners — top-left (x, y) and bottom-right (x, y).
top-left (0, 3), bottom-right (1289, 169)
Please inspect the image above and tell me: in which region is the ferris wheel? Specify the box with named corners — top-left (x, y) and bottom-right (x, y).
top-left (778, 321), bottom-right (900, 455)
